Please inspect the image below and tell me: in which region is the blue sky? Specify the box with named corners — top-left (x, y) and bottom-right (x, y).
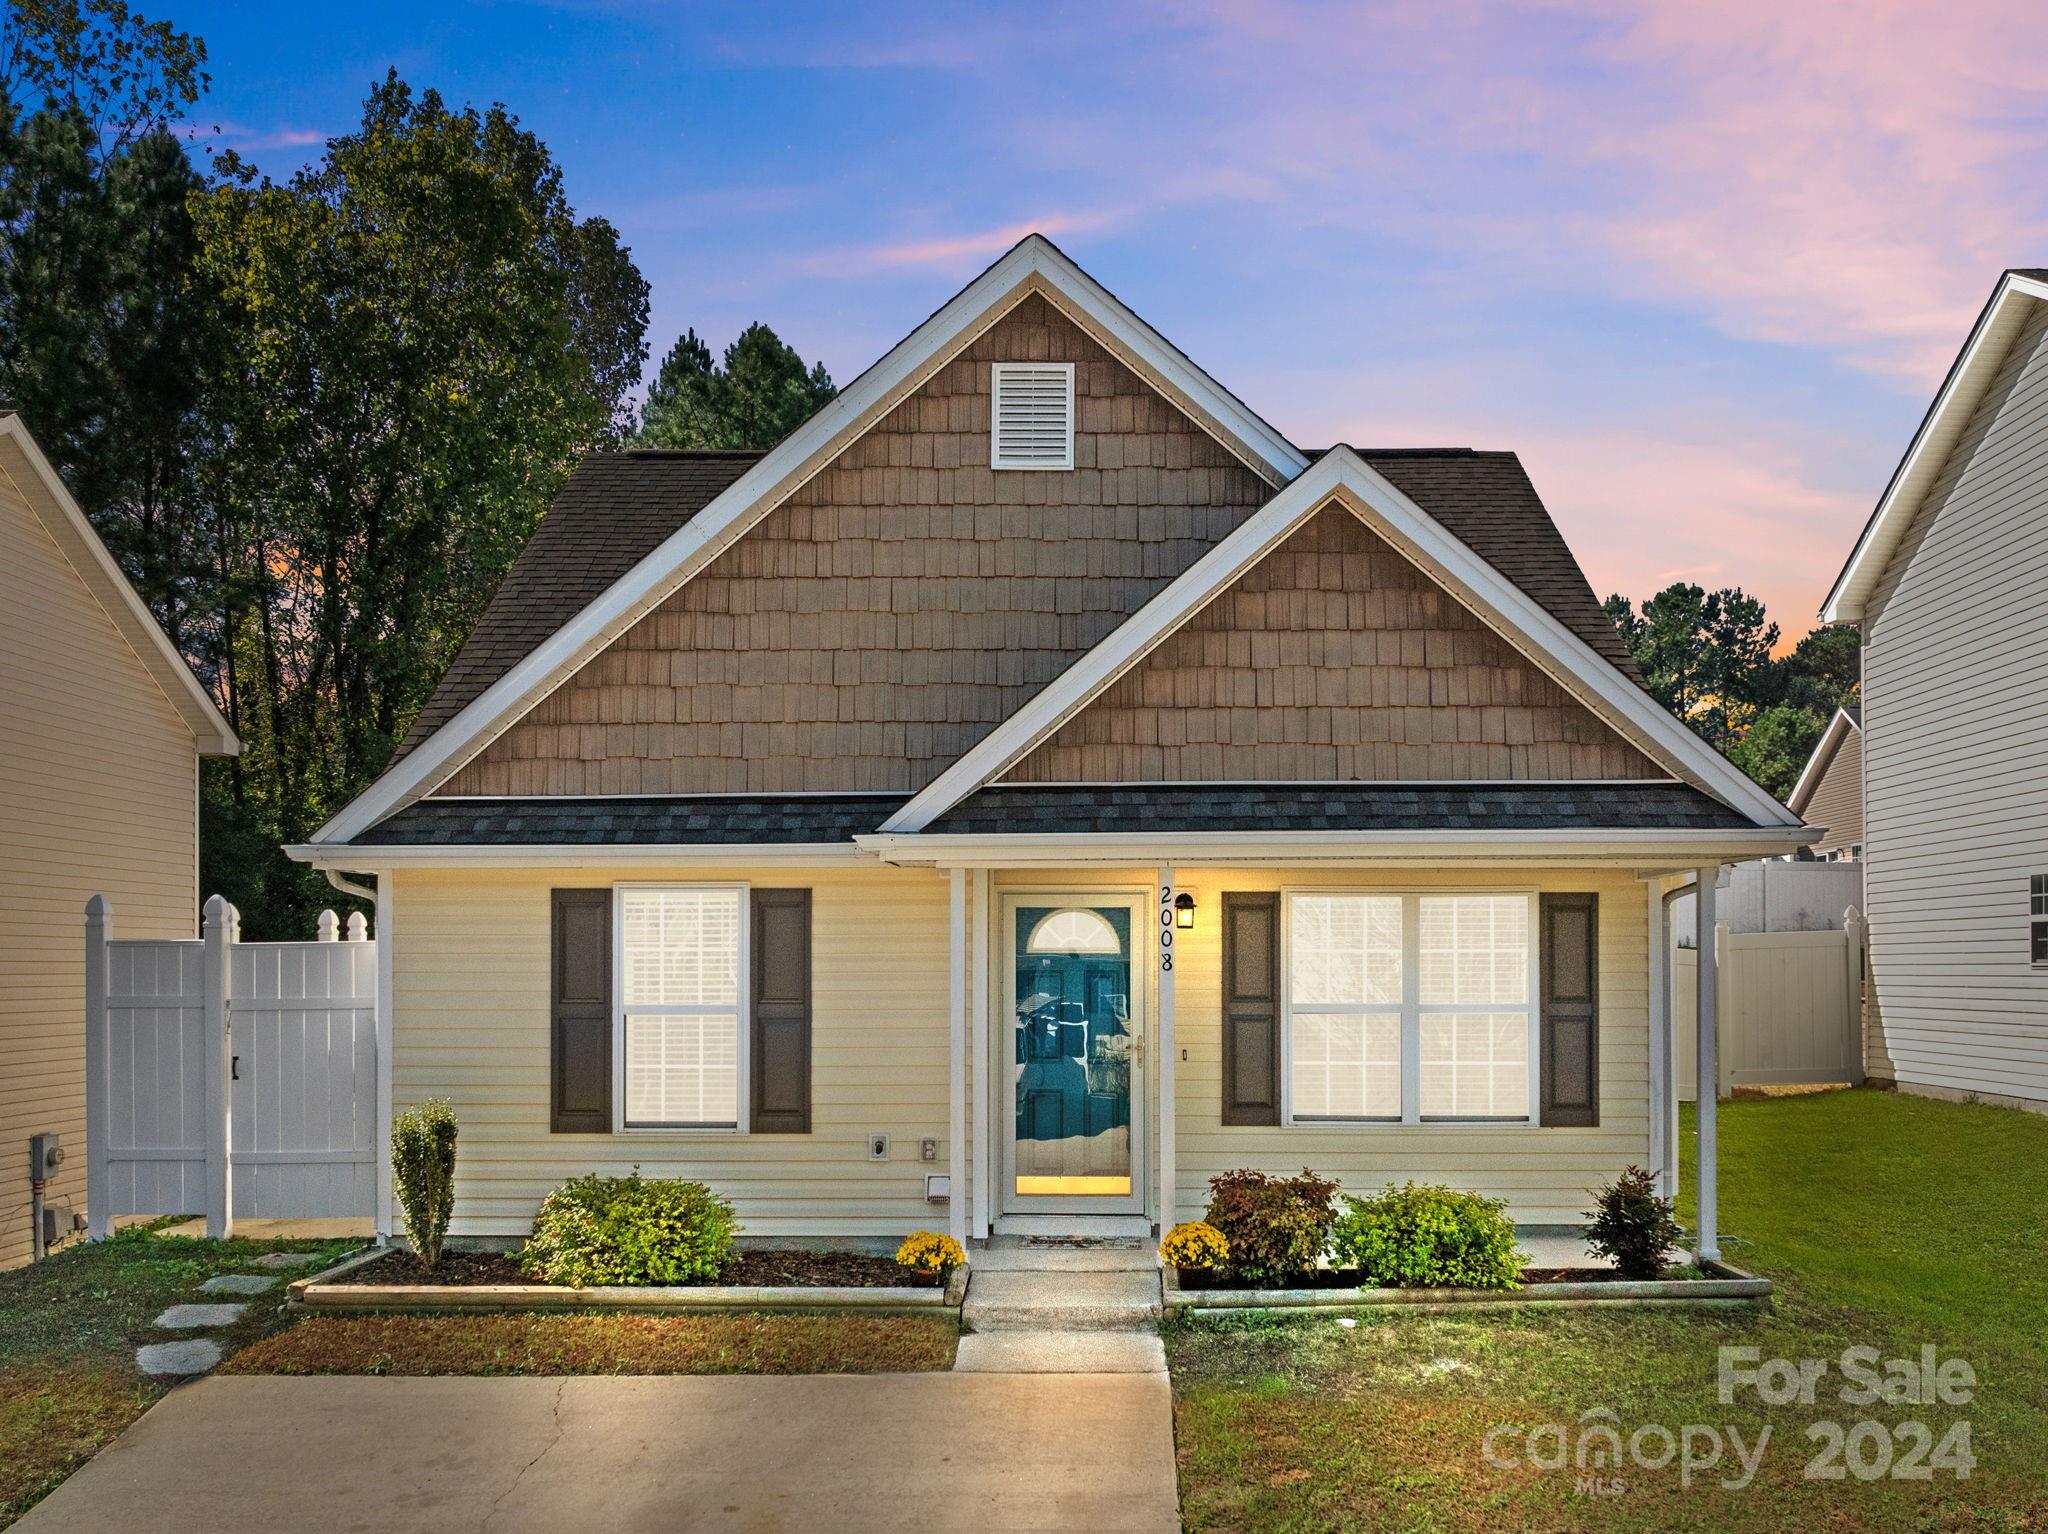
top-left (175, 0), bottom-right (2048, 636)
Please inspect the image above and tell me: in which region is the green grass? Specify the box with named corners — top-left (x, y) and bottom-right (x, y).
top-left (0, 1222), bottom-right (359, 1529)
top-left (1169, 1088), bottom-right (2048, 1532)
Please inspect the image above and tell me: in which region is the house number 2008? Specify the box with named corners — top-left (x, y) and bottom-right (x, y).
top-left (1159, 886), bottom-right (1175, 973)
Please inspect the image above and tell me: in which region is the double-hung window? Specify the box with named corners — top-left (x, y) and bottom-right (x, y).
top-left (2032, 875), bottom-right (2048, 967)
top-left (1285, 891), bottom-right (1537, 1124)
top-left (617, 886), bottom-right (747, 1130)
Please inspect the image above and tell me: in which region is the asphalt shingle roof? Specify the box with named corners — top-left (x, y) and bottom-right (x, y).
top-left (355, 793), bottom-right (907, 846)
top-left (926, 783), bottom-right (1753, 837)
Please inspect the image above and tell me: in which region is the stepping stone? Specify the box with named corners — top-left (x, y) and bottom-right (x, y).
top-left (201, 1274), bottom-right (278, 1295)
top-left (251, 1252), bottom-right (321, 1270)
top-left (955, 1331), bottom-right (1166, 1374)
top-left (136, 1339), bottom-right (221, 1376)
top-left (154, 1303), bottom-right (246, 1329)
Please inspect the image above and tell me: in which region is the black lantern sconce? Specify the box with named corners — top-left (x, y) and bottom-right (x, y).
top-left (1173, 892), bottom-right (1197, 930)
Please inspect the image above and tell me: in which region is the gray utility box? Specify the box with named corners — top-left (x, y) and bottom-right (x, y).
top-left (28, 1132), bottom-right (63, 1183)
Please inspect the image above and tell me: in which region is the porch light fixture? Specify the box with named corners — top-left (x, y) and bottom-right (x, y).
top-left (1173, 892), bottom-right (1197, 930)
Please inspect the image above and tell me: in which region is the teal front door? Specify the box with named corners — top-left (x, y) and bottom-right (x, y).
top-left (1001, 893), bottom-right (1146, 1214)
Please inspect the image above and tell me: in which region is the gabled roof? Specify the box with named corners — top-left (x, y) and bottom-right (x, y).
top-left (884, 446), bottom-right (1801, 833)
top-left (1785, 705), bottom-right (1862, 817)
top-left (0, 412), bottom-right (238, 755)
top-left (1824, 269), bottom-right (2048, 623)
top-left (315, 233), bottom-right (1308, 846)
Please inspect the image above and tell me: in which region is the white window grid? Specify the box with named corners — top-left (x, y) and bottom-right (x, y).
top-left (613, 884), bottom-right (750, 1132)
top-left (1282, 889), bottom-right (1541, 1126)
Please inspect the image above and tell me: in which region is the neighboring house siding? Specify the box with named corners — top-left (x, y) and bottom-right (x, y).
top-left (0, 466), bottom-right (199, 1268)
top-left (1006, 507), bottom-right (1662, 784)
top-left (1803, 727), bottom-right (1863, 857)
top-left (392, 863), bottom-right (962, 1237)
top-left (441, 292), bottom-right (1273, 797)
top-left (1863, 303), bottom-right (2048, 1104)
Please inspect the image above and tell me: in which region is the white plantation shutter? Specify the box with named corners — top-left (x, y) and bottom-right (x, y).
top-left (991, 362), bottom-right (1075, 470)
top-left (618, 887), bottom-right (745, 1128)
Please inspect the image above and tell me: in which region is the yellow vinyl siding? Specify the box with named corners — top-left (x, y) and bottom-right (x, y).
top-left (0, 465), bottom-right (199, 1268)
top-left (392, 863), bottom-right (962, 1238)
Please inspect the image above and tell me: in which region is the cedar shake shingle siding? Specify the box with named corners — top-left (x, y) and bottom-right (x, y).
top-left (439, 294), bottom-right (1273, 795)
top-left (1007, 506), bottom-right (1660, 783)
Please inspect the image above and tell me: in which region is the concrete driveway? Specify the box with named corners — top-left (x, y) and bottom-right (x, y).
top-left (16, 1373), bottom-right (1179, 1533)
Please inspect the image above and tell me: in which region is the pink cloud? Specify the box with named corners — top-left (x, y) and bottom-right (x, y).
top-left (790, 212), bottom-right (1117, 276)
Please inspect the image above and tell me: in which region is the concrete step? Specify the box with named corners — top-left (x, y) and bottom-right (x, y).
top-left (974, 1243), bottom-right (1159, 1274)
top-left (954, 1330), bottom-right (1166, 1374)
top-left (962, 1269), bottom-right (1162, 1333)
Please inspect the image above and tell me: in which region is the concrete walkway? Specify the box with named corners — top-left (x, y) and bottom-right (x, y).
top-left (15, 1373), bottom-right (1180, 1533)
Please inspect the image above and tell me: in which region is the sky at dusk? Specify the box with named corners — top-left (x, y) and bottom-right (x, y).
top-left (172, 0), bottom-right (2048, 641)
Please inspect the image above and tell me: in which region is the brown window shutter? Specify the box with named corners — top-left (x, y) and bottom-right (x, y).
top-left (750, 888), bottom-right (812, 1134)
top-left (1539, 892), bottom-right (1599, 1127)
top-left (1222, 892), bottom-right (1281, 1125)
top-left (550, 888), bottom-right (612, 1133)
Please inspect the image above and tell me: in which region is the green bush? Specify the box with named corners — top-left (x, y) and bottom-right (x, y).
top-left (1203, 1168), bottom-right (1339, 1286)
top-left (1328, 1182), bottom-right (1524, 1290)
top-left (520, 1171), bottom-right (739, 1286)
top-left (1584, 1165), bottom-right (1684, 1280)
top-left (390, 1099), bottom-right (458, 1268)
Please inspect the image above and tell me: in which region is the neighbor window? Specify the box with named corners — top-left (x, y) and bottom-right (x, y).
top-left (617, 886), bottom-right (746, 1129)
top-left (2032, 876), bottom-right (2048, 966)
top-left (1286, 891), bottom-right (1535, 1124)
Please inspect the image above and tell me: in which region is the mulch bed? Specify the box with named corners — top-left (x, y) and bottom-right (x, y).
top-left (1175, 1265), bottom-right (1626, 1291)
top-left (333, 1247), bottom-right (925, 1289)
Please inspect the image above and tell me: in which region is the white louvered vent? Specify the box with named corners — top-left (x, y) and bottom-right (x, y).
top-left (991, 362), bottom-right (1075, 470)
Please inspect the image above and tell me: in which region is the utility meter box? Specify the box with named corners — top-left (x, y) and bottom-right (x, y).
top-left (28, 1133), bottom-right (63, 1183)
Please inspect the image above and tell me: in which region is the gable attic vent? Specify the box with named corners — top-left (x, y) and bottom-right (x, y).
top-left (991, 362), bottom-right (1076, 470)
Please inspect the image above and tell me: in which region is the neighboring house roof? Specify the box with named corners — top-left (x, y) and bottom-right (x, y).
top-left (0, 412), bottom-right (238, 755)
top-left (1785, 705), bottom-right (1863, 817)
top-left (316, 233), bottom-right (1310, 845)
top-left (1824, 269), bottom-right (2048, 623)
top-left (885, 446), bottom-right (1799, 833)
top-left (924, 782), bottom-right (1756, 836)
top-left (356, 793), bottom-right (904, 846)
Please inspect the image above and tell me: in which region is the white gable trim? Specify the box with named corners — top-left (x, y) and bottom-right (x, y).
top-left (0, 414), bottom-right (238, 755)
top-left (1785, 706), bottom-right (1861, 817)
top-left (313, 234), bottom-right (1307, 846)
top-left (1824, 271), bottom-right (2048, 624)
top-left (883, 447), bottom-right (1800, 834)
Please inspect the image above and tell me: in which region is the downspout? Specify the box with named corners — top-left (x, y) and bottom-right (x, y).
top-left (324, 868), bottom-right (377, 903)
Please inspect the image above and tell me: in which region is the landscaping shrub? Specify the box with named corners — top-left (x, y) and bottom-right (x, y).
top-left (895, 1231), bottom-right (966, 1283)
top-left (1584, 1164), bottom-right (1684, 1279)
top-left (1328, 1182), bottom-right (1524, 1289)
top-left (1160, 1221), bottom-right (1230, 1272)
top-left (520, 1172), bottom-right (738, 1286)
top-left (1203, 1168), bottom-right (1339, 1285)
top-left (390, 1099), bottom-right (458, 1268)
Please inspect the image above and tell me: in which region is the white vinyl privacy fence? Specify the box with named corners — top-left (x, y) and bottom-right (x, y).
top-left (1676, 909), bottom-right (1867, 1100)
top-left (86, 894), bottom-right (377, 1238)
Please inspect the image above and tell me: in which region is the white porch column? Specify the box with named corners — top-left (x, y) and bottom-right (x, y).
top-left (1156, 866), bottom-right (1177, 1231)
top-left (948, 868), bottom-right (968, 1247)
top-left (1693, 865), bottom-right (1721, 1265)
top-left (374, 875), bottom-right (395, 1244)
top-left (84, 896), bottom-right (112, 1240)
top-left (1645, 879), bottom-right (1670, 1200)
top-left (201, 894), bottom-right (234, 1240)
top-left (970, 868), bottom-right (992, 1238)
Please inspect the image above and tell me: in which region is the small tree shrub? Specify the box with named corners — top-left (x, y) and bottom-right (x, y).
top-left (1329, 1183), bottom-right (1524, 1290)
top-left (895, 1231), bottom-right (966, 1282)
top-left (1203, 1168), bottom-right (1339, 1286)
top-left (390, 1099), bottom-right (458, 1268)
top-left (520, 1172), bottom-right (738, 1286)
top-left (1584, 1165), bottom-right (1683, 1280)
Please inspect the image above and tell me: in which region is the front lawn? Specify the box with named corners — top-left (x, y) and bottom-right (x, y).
top-left (0, 1223), bottom-right (358, 1529)
top-left (1169, 1088), bottom-right (2048, 1532)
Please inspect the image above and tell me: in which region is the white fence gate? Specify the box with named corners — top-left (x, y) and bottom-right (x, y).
top-left (1676, 910), bottom-right (1866, 1100)
top-left (86, 894), bottom-right (377, 1238)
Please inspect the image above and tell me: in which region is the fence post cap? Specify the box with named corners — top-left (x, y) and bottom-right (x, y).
top-left (345, 911), bottom-right (369, 942)
top-left (85, 893), bottom-right (110, 920)
top-left (317, 910), bottom-right (339, 942)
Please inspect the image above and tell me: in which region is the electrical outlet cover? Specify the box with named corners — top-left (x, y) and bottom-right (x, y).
top-left (868, 1133), bottom-right (889, 1161)
top-left (920, 1137), bottom-right (939, 1161)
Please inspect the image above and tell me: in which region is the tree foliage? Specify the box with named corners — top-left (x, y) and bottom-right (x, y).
top-left (636, 321), bottom-right (835, 450)
top-left (1608, 581), bottom-right (1860, 805)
